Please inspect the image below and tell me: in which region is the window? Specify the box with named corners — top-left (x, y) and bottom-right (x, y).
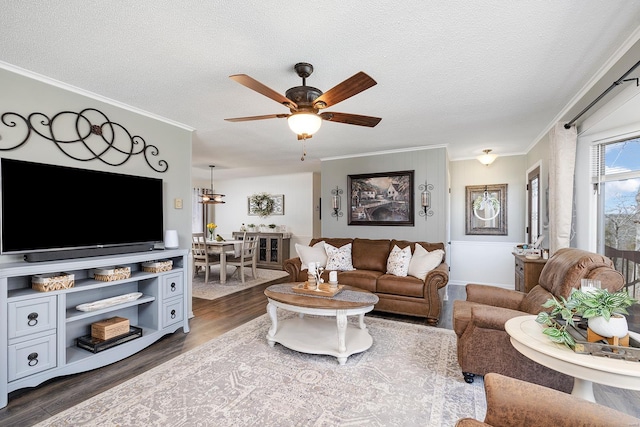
top-left (593, 137), bottom-right (640, 295)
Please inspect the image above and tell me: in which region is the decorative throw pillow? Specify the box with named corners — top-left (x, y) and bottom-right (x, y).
top-left (386, 245), bottom-right (412, 277)
top-left (408, 244), bottom-right (444, 280)
top-left (324, 242), bottom-right (355, 271)
top-left (295, 241), bottom-right (327, 270)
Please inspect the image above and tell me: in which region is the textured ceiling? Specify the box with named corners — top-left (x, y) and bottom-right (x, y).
top-left (2, 1), bottom-right (640, 181)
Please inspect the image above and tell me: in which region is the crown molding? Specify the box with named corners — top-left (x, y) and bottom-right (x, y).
top-left (0, 61), bottom-right (195, 132)
top-left (320, 144), bottom-right (447, 162)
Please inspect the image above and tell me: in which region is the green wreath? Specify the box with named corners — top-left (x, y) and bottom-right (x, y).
top-left (250, 192), bottom-right (275, 217)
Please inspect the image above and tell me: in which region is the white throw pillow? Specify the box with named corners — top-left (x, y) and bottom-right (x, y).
top-left (386, 245), bottom-right (412, 277)
top-left (295, 241), bottom-right (327, 270)
top-left (408, 244), bottom-right (444, 280)
top-left (324, 242), bottom-right (355, 271)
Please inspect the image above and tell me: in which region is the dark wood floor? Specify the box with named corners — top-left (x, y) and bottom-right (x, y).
top-left (0, 281), bottom-right (637, 426)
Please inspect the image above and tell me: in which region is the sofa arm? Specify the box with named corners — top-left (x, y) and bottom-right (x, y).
top-left (470, 305), bottom-right (527, 331)
top-left (424, 262), bottom-right (449, 292)
top-left (283, 257), bottom-right (302, 282)
top-left (466, 283), bottom-right (525, 311)
top-left (481, 373), bottom-right (639, 427)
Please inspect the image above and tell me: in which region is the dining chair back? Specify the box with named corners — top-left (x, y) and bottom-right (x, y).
top-left (192, 232), bottom-right (220, 283)
top-left (226, 232), bottom-right (259, 284)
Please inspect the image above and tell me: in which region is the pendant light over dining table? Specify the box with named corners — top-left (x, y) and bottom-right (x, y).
top-left (201, 165), bottom-right (225, 204)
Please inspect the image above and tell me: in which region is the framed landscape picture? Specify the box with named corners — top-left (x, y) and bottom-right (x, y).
top-left (348, 170), bottom-right (414, 226)
top-left (465, 184), bottom-right (507, 235)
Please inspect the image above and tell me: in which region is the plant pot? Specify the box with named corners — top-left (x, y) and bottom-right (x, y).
top-left (587, 314), bottom-right (628, 338)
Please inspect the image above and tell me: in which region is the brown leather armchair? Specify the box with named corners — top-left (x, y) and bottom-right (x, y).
top-left (455, 373), bottom-right (639, 427)
top-left (453, 248), bottom-right (625, 392)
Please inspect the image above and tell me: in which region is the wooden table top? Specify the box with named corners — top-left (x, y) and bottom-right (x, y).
top-left (264, 283), bottom-right (376, 310)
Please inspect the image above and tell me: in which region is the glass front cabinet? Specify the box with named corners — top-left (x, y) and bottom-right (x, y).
top-left (232, 232), bottom-right (291, 270)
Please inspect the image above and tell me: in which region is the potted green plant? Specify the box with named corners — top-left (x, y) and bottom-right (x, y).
top-left (268, 224), bottom-right (277, 231)
top-left (536, 288), bottom-right (636, 349)
top-left (247, 223), bottom-right (256, 232)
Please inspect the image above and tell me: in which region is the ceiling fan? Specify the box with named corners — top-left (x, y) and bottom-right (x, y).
top-left (225, 62), bottom-right (381, 140)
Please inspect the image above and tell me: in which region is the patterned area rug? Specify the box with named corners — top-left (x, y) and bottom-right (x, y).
top-left (191, 266), bottom-right (289, 300)
top-left (35, 314), bottom-right (486, 426)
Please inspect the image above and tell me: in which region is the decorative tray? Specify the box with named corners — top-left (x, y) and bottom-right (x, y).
top-left (292, 283), bottom-right (344, 297)
top-left (568, 321), bottom-right (640, 362)
top-left (76, 326), bottom-right (143, 353)
top-left (75, 292), bottom-right (143, 312)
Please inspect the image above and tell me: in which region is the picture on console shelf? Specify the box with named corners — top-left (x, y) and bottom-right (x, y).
top-left (347, 170), bottom-right (414, 226)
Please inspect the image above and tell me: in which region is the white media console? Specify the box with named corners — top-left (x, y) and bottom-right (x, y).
top-left (0, 249), bottom-right (190, 408)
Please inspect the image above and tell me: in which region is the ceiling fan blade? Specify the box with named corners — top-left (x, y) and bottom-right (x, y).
top-left (225, 113), bottom-right (289, 122)
top-left (319, 112), bottom-right (381, 127)
top-left (313, 72), bottom-right (377, 109)
top-left (229, 74), bottom-right (297, 109)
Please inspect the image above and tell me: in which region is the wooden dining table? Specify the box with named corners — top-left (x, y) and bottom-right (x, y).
top-left (204, 239), bottom-right (243, 284)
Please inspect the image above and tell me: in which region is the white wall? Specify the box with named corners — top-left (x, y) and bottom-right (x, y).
top-left (202, 172), bottom-right (319, 251)
top-left (0, 65), bottom-right (193, 263)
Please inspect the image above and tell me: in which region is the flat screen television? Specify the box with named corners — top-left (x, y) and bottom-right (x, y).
top-left (1, 158), bottom-right (164, 260)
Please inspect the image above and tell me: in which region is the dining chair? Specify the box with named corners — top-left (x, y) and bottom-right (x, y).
top-left (192, 232), bottom-right (220, 283)
top-left (226, 232), bottom-right (259, 284)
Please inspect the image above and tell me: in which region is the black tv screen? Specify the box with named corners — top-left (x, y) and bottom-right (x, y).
top-left (1, 158), bottom-right (164, 255)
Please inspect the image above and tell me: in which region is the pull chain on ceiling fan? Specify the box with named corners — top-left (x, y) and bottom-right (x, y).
top-left (225, 62), bottom-right (381, 141)
top-left (200, 165), bottom-right (225, 204)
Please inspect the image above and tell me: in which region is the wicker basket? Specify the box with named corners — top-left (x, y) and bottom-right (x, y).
top-left (32, 272), bottom-right (75, 292)
top-left (94, 266), bottom-right (131, 282)
top-left (142, 259), bottom-right (173, 273)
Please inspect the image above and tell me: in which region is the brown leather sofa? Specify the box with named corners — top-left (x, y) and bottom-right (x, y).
top-left (453, 247), bottom-right (625, 392)
top-left (455, 373), bottom-right (639, 427)
top-left (283, 237), bottom-right (449, 325)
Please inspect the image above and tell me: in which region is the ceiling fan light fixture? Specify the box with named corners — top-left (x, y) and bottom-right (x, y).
top-left (477, 149), bottom-right (498, 166)
top-left (287, 112), bottom-right (322, 136)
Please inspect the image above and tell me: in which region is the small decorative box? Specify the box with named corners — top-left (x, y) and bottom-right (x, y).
top-left (32, 272), bottom-right (75, 292)
top-left (91, 316), bottom-right (130, 340)
top-left (93, 266), bottom-right (131, 282)
top-left (142, 259), bottom-right (173, 273)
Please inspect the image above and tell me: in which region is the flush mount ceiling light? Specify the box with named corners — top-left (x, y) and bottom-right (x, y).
top-left (200, 165), bottom-right (225, 204)
top-left (477, 149), bottom-right (498, 166)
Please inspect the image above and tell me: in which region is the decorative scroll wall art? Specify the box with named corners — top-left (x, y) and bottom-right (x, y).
top-left (0, 108), bottom-right (168, 172)
top-left (465, 184), bottom-right (508, 235)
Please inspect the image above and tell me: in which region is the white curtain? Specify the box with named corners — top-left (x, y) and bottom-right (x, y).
top-left (192, 188), bottom-right (204, 233)
top-left (549, 122), bottom-right (577, 254)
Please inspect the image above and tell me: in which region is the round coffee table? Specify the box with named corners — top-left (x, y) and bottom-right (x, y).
top-left (505, 315), bottom-right (640, 402)
top-left (264, 283), bottom-right (379, 365)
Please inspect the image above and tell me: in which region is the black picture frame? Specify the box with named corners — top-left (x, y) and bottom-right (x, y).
top-left (347, 170), bottom-right (415, 226)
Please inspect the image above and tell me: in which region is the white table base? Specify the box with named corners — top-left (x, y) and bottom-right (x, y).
top-left (266, 299), bottom-right (374, 365)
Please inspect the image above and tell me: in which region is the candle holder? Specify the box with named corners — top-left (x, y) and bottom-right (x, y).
top-left (419, 181), bottom-right (434, 219)
top-left (331, 186), bottom-right (343, 220)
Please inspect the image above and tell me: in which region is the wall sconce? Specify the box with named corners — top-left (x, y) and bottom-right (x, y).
top-left (331, 186), bottom-right (343, 220)
top-left (477, 149), bottom-right (498, 166)
top-left (419, 181), bottom-right (434, 219)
